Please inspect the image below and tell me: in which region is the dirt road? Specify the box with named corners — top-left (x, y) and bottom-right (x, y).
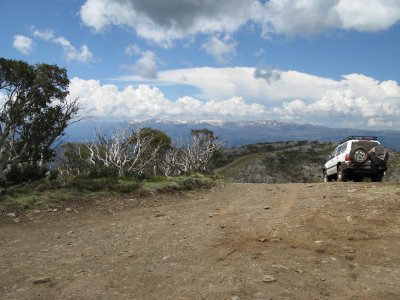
top-left (1, 182), bottom-right (400, 299)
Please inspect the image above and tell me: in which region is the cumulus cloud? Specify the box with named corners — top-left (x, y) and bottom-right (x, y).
top-left (68, 77), bottom-right (265, 120)
top-left (115, 67), bottom-right (400, 128)
top-left (13, 35), bottom-right (34, 54)
top-left (53, 37), bottom-right (93, 63)
top-left (272, 74), bottom-right (400, 126)
top-left (80, 0), bottom-right (400, 45)
top-left (261, 0), bottom-right (400, 37)
top-left (202, 35), bottom-right (237, 64)
top-left (80, 0), bottom-right (260, 46)
top-left (334, 0), bottom-right (400, 32)
top-left (122, 45), bottom-right (159, 79)
top-left (157, 67), bottom-right (338, 104)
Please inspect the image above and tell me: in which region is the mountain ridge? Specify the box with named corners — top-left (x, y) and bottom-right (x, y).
top-left (66, 119), bottom-right (400, 150)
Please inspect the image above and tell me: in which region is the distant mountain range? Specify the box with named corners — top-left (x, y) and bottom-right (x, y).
top-left (65, 119), bottom-right (400, 150)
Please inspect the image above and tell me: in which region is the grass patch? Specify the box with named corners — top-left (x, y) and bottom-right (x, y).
top-left (0, 173), bottom-right (216, 209)
top-left (139, 180), bottom-right (181, 195)
top-left (1, 185), bottom-right (83, 209)
top-left (139, 173), bottom-right (215, 195)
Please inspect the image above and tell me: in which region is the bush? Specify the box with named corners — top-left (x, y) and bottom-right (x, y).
top-left (114, 181), bottom-right (142, 193)
top-left (48, 169), bottom-right (59, 180)
top-left (65, 176), bottom-right (141, 193)
top-left (6, 164), bottom-right (48, 185)
top-left (66, 177), bottom-right (102, 192)
top-left (181, 176), bottom-right (213, 190)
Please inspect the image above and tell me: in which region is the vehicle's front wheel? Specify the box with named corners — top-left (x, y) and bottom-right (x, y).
top-left (323, 170), bottom-right (332, 182)
top-left (337, 165), bottom-right (348, 182)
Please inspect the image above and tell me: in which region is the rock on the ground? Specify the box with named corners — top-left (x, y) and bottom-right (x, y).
top-left (32, 277), bottom-right (51, 284)
top-left (262, 275), bottom-right (276, 283)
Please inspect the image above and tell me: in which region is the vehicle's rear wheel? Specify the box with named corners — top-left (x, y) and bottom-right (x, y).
top-left (337, 165), bottom-right (348, 182)
top-left (323, 170), bottom-right (332, 182)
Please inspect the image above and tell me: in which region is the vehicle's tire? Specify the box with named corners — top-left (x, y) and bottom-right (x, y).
top-left (337, 165), bottom-right (348, 182)
top-left (350, 147), bottom-right (368, 164)
top-left (323, 170), bottom-right (332, 182)
top-left (369, 146), bottom-right (389, 166)
top-left (371, 172), bottom-right (383, 182)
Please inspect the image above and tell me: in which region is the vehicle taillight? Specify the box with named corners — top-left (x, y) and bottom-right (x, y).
top-left (345, 153), bottom-right (350, 162)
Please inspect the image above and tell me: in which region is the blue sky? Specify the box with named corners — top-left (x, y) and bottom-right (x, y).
top-left (1, 0), bottom-right (400, 129)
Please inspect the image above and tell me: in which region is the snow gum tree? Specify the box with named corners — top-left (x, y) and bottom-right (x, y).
top-left (82, 127), bottom-right (167, 177)
top-left (0, 58), bottom-right (79, 194)
top-left (163, 128), bottom-right (223, 175)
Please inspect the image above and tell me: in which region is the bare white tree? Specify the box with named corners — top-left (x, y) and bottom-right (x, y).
top-left (162, 129), bottom-right (223, 175)
top-left (82, 127), bottom-right (162, 177)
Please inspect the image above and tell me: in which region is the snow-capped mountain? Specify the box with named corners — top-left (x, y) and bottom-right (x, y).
top-left (66, 119), bottom-right (400, 150)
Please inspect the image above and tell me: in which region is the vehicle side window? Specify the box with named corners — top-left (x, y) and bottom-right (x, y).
top-left (337, 145), bottom-right (343, 156)
top-left (333, 147), bottom-right (339, 157)
top-left (340, 142), bottom-right (348, 154)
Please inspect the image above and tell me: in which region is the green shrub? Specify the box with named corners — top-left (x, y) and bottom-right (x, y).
top-left (113, 181), bottom-right (142, 193)
top-left (65, 177), bottom-right (98, 192)
top-left (65, 176), bottom-right (141, 193)
top-left (6, 164), bottom-right (48, 185)
top-left (181, 177), bottom-right (213, 190)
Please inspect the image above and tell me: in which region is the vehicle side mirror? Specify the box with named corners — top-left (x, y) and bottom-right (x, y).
top-left (328, 154), bottom-right (333, 160)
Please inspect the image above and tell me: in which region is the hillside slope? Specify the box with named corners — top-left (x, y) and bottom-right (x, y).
top-left (1, 183), bottom-right (400, 299)
top-left (213, 141), bottom-right (400, 183)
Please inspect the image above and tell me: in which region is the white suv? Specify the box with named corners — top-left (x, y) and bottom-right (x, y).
top-left (323, 136), bottom-right (389, 182)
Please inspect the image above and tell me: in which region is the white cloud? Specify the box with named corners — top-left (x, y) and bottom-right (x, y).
top-left (53, 37), bottom-right (93, 63)
top-left (13, 35), bottom-right (34, 54)
top-left (23, 27), bottom-right (93, 63)
top-left (157, 67), bottom-right (338, 104)
top-left (80, 0), bottom-right (260, 47)
top-left (115, 67), bottom-right (400, 128)
top-left (80, 0), bottom-right (400, 45)
top-left (334, 0), bottom-right (400, 32)
top-left (124, 44), bottom-right (141, 56)
top-left (261, 0), bottom-right (400, 37)
top-left (32, 28), bottom-right (54, 40)
top-left (68, 77), bottom-right (265, 120)
top-left (123, 45), bottom-right (159, 79)
top-left (272, 73), bottom-right (400, 126)
top-left (260, 0), bottom-right (340, 37)
top-left (202, 35), bottom-right (237, 64)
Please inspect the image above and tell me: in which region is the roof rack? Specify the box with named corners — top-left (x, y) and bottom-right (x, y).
top-left (339, 136), bottom-right (378, 144)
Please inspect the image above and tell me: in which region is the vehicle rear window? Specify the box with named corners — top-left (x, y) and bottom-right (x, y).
top-left (352, 141), bottom-right (379, 151)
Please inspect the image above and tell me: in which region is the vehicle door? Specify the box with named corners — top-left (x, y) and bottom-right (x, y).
top-left (325, 145), bottom-right (341, 175)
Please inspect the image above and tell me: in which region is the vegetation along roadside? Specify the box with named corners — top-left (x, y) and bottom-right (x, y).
top-left (0, 58), bottom-right (221, 209)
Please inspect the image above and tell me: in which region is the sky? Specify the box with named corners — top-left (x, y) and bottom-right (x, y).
top-left (1, 0), bottom-right (400, 129)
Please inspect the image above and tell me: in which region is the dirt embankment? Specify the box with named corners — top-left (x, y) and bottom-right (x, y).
top-left (1, 182), bottom-right (400, 299)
